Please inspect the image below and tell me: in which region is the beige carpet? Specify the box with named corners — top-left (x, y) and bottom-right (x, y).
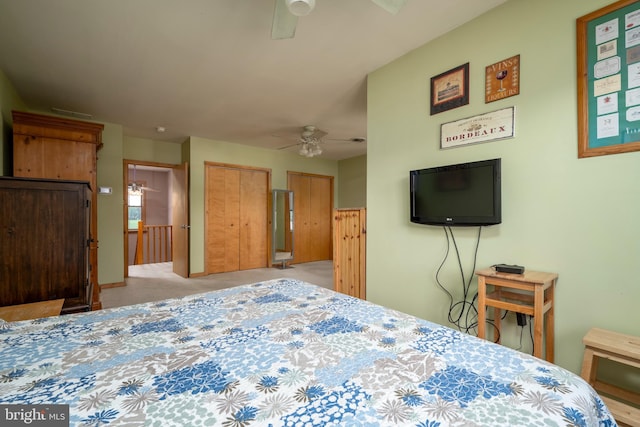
top-left (101, 261), bottom-right (333, 309)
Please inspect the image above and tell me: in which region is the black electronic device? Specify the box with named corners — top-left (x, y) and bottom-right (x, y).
top-left (410, 158), bottom-right (501, 226)
top-left (494, 264), bottom-right (525, 274)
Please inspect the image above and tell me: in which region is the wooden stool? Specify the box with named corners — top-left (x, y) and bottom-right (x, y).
top-left (475, 268), bottom-right (557, 362)
top-left (581, 328), bottom-right (640, 426)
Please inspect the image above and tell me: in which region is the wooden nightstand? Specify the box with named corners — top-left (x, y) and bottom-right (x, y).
top-left (475, 268), bottom-right (558, 362)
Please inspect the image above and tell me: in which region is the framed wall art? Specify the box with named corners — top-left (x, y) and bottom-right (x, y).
top-left (430, 63), bottom-right (469, 115)
top-left (577, 0), bottom-right (640, 158)
top-left (485, 55), bottom-right (520, 103)
top-left (440, 106), bottom-right (516, 149)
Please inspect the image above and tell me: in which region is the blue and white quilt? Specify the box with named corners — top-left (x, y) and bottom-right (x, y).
top-left (0, 279), bottom-right (615, 426)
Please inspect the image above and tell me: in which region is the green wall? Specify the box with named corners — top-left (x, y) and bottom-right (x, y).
top-left (123, 136), bottom-right (184, 163)
top-left (95, 123), bottom-right (125, 286)
top-left (338, 154), bottom-right (366, 208)
top-left (0, 69), bottom-right (26, 175)
top-left (367, 0), bottom-right (640, 376)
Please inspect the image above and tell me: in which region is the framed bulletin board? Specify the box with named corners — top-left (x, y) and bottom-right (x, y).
top-left (577, 0), bottom-right (640, 158)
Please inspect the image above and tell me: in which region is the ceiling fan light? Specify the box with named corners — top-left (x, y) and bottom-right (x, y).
top-left (299, 144), bottom-right (309, 156)
top-left (128, 184), bottom-right (142, 196)
top-left (286, 0), bottom-right (315, 16)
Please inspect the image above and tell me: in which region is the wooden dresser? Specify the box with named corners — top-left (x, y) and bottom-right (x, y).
top-left (11, 111), bottom-right (104, 310)
top-left (0, 177), bottom-right (92, 313)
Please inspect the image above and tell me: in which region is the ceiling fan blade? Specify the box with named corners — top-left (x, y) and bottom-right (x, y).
top-left (272, 0), bottom-right (298, 39)
top-left (371, 0), bottom-right (407, 15)
top-left (313, 129), bottom-right (328, 139)
top-left (278, 142), bottom-right (303, 150)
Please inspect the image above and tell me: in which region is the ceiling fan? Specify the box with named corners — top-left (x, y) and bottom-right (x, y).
top-left (272, 0), bottom-right (408, 39)
top-left (128, 165), bottom-right (159, 193)
top-left (277, 125), bottom-right (365, 158)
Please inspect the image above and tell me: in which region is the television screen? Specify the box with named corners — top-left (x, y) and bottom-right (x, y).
top-left (410, 158), bottom-right (501, 226)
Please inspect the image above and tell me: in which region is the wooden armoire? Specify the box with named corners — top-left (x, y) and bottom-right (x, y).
top-left (0, 177), bottom-right (92, 312)
top-left (11, 111), bottom-right (104, 310)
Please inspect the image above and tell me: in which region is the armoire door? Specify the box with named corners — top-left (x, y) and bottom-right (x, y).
top-left (206, 163), bottom-right (269, 274)
top-left (0, 177), bottom-right (91, 312)
top-left (288, 172), bottom-right (333, 264)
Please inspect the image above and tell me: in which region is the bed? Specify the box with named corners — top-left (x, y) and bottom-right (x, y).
top-left (0, 278), bottom-right (615, 426)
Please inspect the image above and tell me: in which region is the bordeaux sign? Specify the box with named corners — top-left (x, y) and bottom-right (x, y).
top-left (440, 107), bottom-right (516, 149)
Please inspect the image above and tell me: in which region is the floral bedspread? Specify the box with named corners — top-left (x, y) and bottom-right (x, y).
top-left (0, 279), bottom-right (615, 426)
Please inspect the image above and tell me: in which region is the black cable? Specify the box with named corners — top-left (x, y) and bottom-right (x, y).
top-left (445, 226), bottom-right (471, 330)
top-left (435, 226), bottom-right (458, 328)
top-left (436, 225), bottom-right (495, 337)
top-left (516, 320), bottom-right (525, 351)
top-left (529, 316), bottom-right (534, 355)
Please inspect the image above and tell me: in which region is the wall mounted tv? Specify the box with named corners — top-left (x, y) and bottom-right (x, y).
top-left (410, 158), bottom-right (501, 226)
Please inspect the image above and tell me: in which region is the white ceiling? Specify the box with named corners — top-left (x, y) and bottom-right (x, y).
top-left (0, 0), bottom-right (507, 160)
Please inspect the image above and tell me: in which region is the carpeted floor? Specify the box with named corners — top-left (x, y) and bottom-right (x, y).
top-left (101, 260), bottom-right (333, 309)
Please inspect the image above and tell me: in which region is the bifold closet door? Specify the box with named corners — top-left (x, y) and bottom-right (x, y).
top-left (239, 169), bottom-right (269, 270)
top-left (206, 165), bottom-right (268, 274)
top-left (288, 172), bottom-right (333, 264)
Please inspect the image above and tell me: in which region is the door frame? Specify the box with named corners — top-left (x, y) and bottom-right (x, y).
top-left (123, 159), bottom-right (187, 278)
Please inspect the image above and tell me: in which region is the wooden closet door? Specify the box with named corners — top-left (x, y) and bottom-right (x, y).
top-left (239, 169), bottom-right (268, 270)
top-left (309, 176), bottom-right (332, 260)
top-left (289, 172), bottom-right (333, 264)
top-left (223, 170), bottom-right (241, 271)
top-left (206, 167), bottom-right (240, 274)
top-left (289, 174), bottom-right (310, 263)
top-left (206, 164), bottom-right (269, 274)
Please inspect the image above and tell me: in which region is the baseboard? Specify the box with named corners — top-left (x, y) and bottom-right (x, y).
top-left (100, 281), bottom-right (126, 289)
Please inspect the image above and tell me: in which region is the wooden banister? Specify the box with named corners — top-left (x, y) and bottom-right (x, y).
top-left (135, 221), bottom-right (144, 265)
top-left (134, 221), bottom-right (173, 265)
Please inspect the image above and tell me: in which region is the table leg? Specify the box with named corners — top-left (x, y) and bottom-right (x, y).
top-left (494, 304), bottom-right (501, 344)
top-left (477, 276), bottom-right (486, 339)
top-left (533, 284), bottom-right (544, 359)
top-left (545, 281), bottom-right (555, 363)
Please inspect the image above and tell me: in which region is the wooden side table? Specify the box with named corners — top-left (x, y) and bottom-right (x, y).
top-left (475, 268), bottom-right (558, 362)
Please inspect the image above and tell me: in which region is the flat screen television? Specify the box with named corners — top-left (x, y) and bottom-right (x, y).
top-left (410, 158), bottom-right (501, 226)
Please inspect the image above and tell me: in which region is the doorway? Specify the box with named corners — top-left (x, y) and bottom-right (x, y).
top-left (123, 160), bottom-right (189, 279)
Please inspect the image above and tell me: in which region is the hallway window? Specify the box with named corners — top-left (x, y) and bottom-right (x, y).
top-left (128, 185), bottom-right (146, 230)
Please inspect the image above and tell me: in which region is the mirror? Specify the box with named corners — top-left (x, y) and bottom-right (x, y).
top-left (272, 189), bottom-right (294, 268)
